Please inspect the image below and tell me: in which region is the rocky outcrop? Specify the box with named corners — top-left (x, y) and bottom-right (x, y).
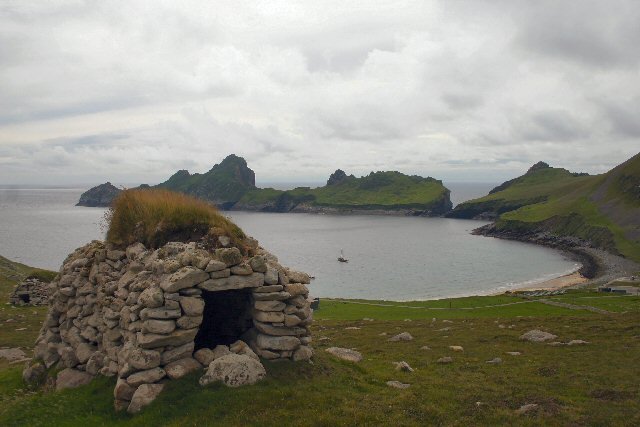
top-left (76, 182), bottom-right (122, 207)
top-left (9, 277), bottom-right (53, 306)
top-left (155, 154), bottom-right (256, 209)
top-left (326, 169), bottom-right (354, 186)
top-left (25, 234), bottom-right (313, 414)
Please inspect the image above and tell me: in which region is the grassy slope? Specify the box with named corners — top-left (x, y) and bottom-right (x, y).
top-left (0, 256), bottom-right (54, 357)
top-left (1, 256), bottom-right (639, 426)
top-left (452, 154), bottom-right (640, 261)
top-left (240, 171), bottom-right (451, 211)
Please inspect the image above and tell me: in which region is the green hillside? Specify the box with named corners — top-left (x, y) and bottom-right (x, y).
top-left (236, 170), bottom-right (452, 215)
top-left (155, 154), bottom-right (256, 209)
top-left (450, 154), bottom-right (640, 261)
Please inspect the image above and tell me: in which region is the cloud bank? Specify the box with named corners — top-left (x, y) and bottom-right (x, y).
top-left (0, 0), bottom-right (638, 185)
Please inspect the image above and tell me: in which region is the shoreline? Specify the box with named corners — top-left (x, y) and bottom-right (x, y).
top-left (473, 223), bottom-right (640, 290)
top-left (500, 271), bottom-right (587, 294)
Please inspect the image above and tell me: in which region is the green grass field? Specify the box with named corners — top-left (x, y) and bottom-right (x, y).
top-left (1, 256), bottom-right (639, 426)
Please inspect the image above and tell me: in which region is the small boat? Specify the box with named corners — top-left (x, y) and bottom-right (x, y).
top-left (338, 249), bottom-right (349, 263)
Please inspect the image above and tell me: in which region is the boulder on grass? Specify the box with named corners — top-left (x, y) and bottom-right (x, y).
top-left (199, 354), bottom-right (266, 388)
top-left (56, 368), bottom-right (93, 391)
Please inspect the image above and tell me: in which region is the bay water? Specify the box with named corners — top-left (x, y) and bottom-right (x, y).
top-left (0, 186), bottom-right (579, 301)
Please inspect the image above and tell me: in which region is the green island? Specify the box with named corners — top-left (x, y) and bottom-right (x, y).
top-left (235, 168), bottom-right (452, 215)
top-left (1, 254), bottom-right (639, 425)
top-left (79, 154), bottom-right (453, 216)
top-left (448, 153), bottom-right (640, 263)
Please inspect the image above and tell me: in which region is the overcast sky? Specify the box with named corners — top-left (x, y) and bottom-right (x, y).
top-left (1, 1), bottom-right (638, 186)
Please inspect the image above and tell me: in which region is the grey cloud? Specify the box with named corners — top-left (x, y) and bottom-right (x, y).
top-left (441, 93), bottom-right (484, 111)
top-left (0, 1), bottom-right (639, 185)
top-left (518, 110), bottom-right (589, 142)
top-left (600, 98), bottom-right (640, 138)
top-left (513, 1), bottom-right (640, 68)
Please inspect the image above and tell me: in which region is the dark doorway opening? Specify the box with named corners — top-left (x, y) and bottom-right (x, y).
top-left (194, 289), bottom-right (253, 350)
top-left (18, 293), bottom-right (30, 304)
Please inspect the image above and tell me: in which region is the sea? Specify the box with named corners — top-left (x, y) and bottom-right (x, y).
top-left (0, 183), bottom-right (580, 301)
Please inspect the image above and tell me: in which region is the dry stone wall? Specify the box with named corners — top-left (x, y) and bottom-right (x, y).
top-left (27, 238), bottom-right (313, 413)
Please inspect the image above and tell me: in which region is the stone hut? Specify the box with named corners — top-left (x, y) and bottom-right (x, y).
top-left (10, 277), bottom-right (53, 306)
top-left (26, 236), bottom-right (313, 413)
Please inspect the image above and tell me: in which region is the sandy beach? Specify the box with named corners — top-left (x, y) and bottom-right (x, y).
top-left (512, 271), bottom-right (588, 292)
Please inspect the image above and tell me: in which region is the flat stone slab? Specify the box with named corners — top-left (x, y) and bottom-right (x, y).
top-left (161, 267), bottom-right (209, 293)
top-left (325, 347), bottom-right (362, 363)
top-left (199, 273), bottom-right (264, 292)
top-left (137, 328), bottom-right (198, 349)
top-left (0, 348), bottom-right (26, 362)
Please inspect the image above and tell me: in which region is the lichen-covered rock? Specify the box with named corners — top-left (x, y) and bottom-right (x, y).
top-left (114, 378), bottom-right (136, 401)
top-left (256, 334), bottom-right (301, 351)
top-left (215, 247), bottom-right (243, 267)
top-left (164, 357), bottom-right (202, 380)
top-left (22, 362), bottom-right (46, 387)
top-left (199, 354), bottom-right (266, 388)
top-left (199, 273), bottom-right (264, 292)
top-left (388, 332), bottom-right (413, 342)
top-left (126, 367), bottom-right (166, 387)
top-left (179, 297), bottom-right (205, 316)
top-left (127, 348), bottom-right (161, 370)
top-left (520, 330), bottom-right (557, 342)
top-left (286, 270), bottom-right (311, 284)
top-left (325, 347), bottom-right (362, 363)
top-left (249, 256), bottom-right (268, 273)
top-left (293, 345), bottom-right (313, 362)
top-left (161, 267), bottom-right (209, 293)
top-left (138, 287), bottom-right (164, 308)
top-left (127, 383), bottom-right (165, 414)
top-left (137, 328), bottom-right (198, 349)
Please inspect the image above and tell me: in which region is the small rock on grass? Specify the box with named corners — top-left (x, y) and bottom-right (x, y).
top-left (506, 351), bottom-right (521, 356)
top-left (345, 327), bottom-right (361, 330)
top-left (486, 357), bottom-right (502, 364)
top-left (386, 380), bottom-right (410, 389)
top-left (437, 356), bottom-right (453, 364)
top-left (449, 345), bottom-right (463, 352)
top-left (420, 346), bottom-right (431, 351)
top-left (0, 348), bottom-right (26, 362)
top-left (388, 332), bottom-right (413, 342)
top-left (393, 361), bottom-right (414, 372)
top-left (325, 347), bottom-right (363, 363)
top-left (516, 403), bottom-right (539, 415)
top-left (567, 339), bottom-right (589, 345)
